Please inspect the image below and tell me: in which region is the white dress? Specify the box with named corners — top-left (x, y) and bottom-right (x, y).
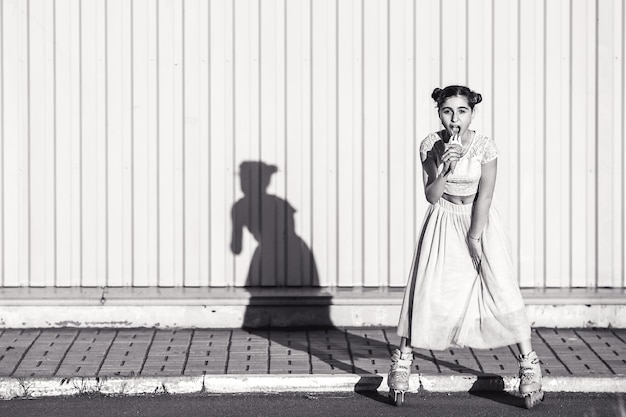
top-left (396, 132), bottom-right (531, 350)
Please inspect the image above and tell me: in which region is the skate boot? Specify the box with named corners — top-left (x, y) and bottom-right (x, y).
top-left (518, 351), bottom-right (544, 409)
top-left (387, 349), bottom-right (413, 406)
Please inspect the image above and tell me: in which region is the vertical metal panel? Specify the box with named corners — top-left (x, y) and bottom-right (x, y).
top-left (0, 0), bottom-right (3, 286)
top-left (208, 0), bottom-right (235, 287)
top-left (336, 0), bottom-right (363, 287)
top-left (258, 0), bottom-right (287, 286)
top-left (2, 0), bottom-right (30, 287)
top-left (183, 0), bottom-right (211, 287)
top-left (55, 0), bottom-right (81, 288)
top-left (388, 0), bottom-right (415, 287)
top-left (440, 0), bottom-right (468, 85)
top-left (157, 0), bottom-right (185, 287)
top-left (544, 0), bottom-right (571, 287)
top-left (233, 0), bottom-right (260, 287)
top-left (81, 0), bottom-right (107, 287)
top-left (570, 0), bottom-right (597, 288)
top-left (518, 0), bottom-right (546, 288)
top-left (0, 0), bottom-right (624, 290)
top-left (106, 0), bottom-right (133, 287)
top-left (132, 0), bottom-right (159, 287)
top-left (311, 0), bottom-right (338, 286)
top-left (492, 0), bottom-right (520, 280)
top-left (597, 0), bottom-right (624, 288)
top-left (29, 0), bottom-right (56, 287)
top-left (413, 0), bottom-right (441, 282)
top-left (466, 0), bottom-right (493, 138)
top-left (362, 0), bottom-right (388, 287)
top-left (285, 0), bottom-right (312, 287)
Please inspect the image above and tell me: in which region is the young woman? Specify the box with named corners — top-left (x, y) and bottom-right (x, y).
top-left (388, 86), bottom-right (543, 408)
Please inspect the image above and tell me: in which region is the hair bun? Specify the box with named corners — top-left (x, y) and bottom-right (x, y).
top-left (472, 92), bottom-right (482, 105)
top-left (431, 88), bottom-right (443, 101)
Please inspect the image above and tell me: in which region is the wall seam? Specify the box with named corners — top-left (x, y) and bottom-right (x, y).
top-left (334, 0), bottom-right (339, 288)
top-left (53, 0), bottom-right (58, 288)
top-left (79, 0), bottom-right (83, 287)
top-left (27, 0), bottom-right (32, 287)
top-left (594, 0), bottom-right (599, 288)
top-left (569, 0), bottom-right (574, 288)
top-left (385, 0), bottom-right (390, 287)
top-left (156, 0), bottom-right (161, 287)
top-left (130, 0), bottom-right (135, 287)
top-left (207, 0), bottom-right (212, 287)
top-left (309, 0), bottom-right (314, 286)
top-left (182, 0), bottom-right (187, 287)
top-left (104, 0), bottom-right (110, 288)
top-left (0, 0), bottom-right (4, 286)
top-left (542, 0), bottom-right (547, 289)
top-left (360, 0), bottom-right (364, 287)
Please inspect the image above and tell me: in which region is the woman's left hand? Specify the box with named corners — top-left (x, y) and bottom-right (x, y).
top-left (467, 236), bottom-right (483, 271)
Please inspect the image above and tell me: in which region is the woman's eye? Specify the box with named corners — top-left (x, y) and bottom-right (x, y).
top-left (458, 109), bottom-right (467, 114)
top-left (442, 109), bottom-right (452, 115)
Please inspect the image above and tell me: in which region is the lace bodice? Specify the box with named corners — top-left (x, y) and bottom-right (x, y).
top-left (419, 132), bottom-right (498, 197)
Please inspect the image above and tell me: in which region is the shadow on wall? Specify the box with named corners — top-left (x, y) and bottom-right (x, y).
top-left (229, 160), bottom-right (330, 327)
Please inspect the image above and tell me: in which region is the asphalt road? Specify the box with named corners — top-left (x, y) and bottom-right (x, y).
top-left (0, 392), bottom-right (625, 417)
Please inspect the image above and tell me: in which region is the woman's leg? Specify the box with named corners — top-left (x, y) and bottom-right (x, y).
top-left (516, 339), bottom-right (533, 356)
top-left (399, 337), bottom-right (412, 353)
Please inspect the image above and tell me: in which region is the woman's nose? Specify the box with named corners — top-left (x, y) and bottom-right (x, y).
top-left (451, 112), bottom-right (458, 122)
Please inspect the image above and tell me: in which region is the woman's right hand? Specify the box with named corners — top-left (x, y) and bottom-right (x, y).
top-left (442, 139), bottom-right (461, 175)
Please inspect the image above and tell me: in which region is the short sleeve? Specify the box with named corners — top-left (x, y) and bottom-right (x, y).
top-left (419, 134), bottom-right (437, 158)
top-left (481, 136), bottom-right (498, 164)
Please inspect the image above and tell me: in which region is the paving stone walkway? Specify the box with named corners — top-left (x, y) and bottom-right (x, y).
top-left (0, 328), bottom-right (624, 379)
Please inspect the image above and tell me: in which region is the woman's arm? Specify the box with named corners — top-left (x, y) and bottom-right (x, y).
top-left (422, 146), bottom-right (460, 204)
top-left (467, 159), bottom-right (497, 266)
top-left (469, 159), bottom-right (497, 237)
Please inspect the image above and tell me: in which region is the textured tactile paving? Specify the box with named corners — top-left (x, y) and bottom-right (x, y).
top-left (345, 329), bottom-right (390, 374)
top-left (56, 329), bottom-right (115, 377)
top-left (0, 330), bottom-right (41, 376)
top-left (227, 330), bottom-right (269, 374)
top-left (141, 330), bottom-right (192, 376)
top-left (470, 346), bottom-right (518, 375)
top-left (99, 330), bottom-right (154, 377)
top-left (534, 328), bottom-right (607, 376)
top-left (571, 329), bottom-right (624, 375)
top-left (0, 327), bottom-right (625, 378)
top-left (184, 330), bottom-right (230, 375)
top-left (13, 330), bottom-right (77, 377)
top-left (268, 330), bottom-right (310, 374)
top-left (309, 329), bottom-right (353, 374)
top-left (431, 347), bottom-right (481, 375)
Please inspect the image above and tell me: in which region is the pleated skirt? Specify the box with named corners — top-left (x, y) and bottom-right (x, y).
top-left (397, 198), bottom-right (531, 350)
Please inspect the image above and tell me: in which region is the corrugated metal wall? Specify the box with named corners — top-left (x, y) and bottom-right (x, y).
top-left (0, 0), bottom-right (624, 289)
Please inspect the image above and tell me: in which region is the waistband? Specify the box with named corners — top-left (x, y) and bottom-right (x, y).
top-left (435, 197), bottom-right (473, 214)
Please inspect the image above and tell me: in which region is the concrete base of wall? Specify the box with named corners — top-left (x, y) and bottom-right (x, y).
top-left (1, 304), bottom-right (626, 329)
top-left (1, 287), bottom-right (625, 328)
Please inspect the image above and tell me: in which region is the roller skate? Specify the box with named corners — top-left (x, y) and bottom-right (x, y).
top-left (387, 349), bottom-right (413, 406)
top-left (518, 351), bottom-right (544, 409)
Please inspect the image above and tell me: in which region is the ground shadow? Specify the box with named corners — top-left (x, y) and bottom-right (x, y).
top-left (413, 351), bottom-right (525, 408)
top-left (229, 160), bottom-right (389, 402)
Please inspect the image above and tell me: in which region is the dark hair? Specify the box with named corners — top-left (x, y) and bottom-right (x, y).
top-left (431, 85), bottom-right (482, 110)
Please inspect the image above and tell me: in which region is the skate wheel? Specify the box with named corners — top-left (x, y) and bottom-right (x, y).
top-left (389, 389), bottom-right (405, 407)
top-left (523, 391), bottom-right (544, 409)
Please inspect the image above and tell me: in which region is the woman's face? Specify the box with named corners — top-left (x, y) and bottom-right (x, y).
top-left (438, 95), bottom-right (474, 138)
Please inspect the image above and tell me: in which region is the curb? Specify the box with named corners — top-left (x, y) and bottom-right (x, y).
top-left (1, 374), bottom-right (625, 399)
